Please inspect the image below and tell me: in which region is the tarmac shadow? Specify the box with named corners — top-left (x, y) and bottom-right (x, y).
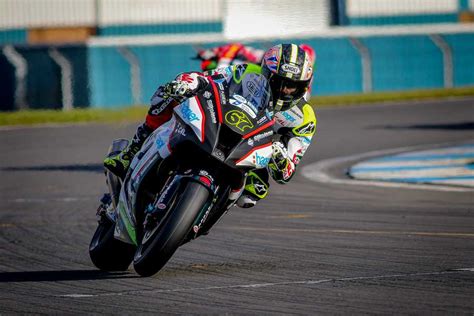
top-left (1, 163), bottom-right (103, 173)
top-left (0, 269), bottom-right (138, 283)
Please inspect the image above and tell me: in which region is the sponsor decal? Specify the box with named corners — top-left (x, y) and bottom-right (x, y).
top-left (216, 82), bottom-right (227, 102)
top-left (157, 203), bottom-right (167, 210)
top-left (174, 122), bottom-right (186, 137)
top-left (276, 117), bottom-right (286, 126)
top-left (219, 91), bottom-right (227, 104)
top-left (234, 64), bottom-right (246, 81)
top-left (253, 130), bottom-right (273, 143)
top-left (203, 91), bottom-right (212, 99)
top-left (247, 138), bottom-right (254, 146)
top-left (295, 121), bottom-right (315, 135)
top-left (220, 91), bottom-right (227, 104)
top-left (194, 205), bottom-right (212, 233)
top-left (150, 97), bottom-right (173, 115)
top-left (281, 111), bottom-right (296, 123)
top-left (254, 183), bottom-right (267, 194)
top-left (206, 100), bottom-right (217, 123)
top-left (180, 103), bottom-right (199, 122)
top-left (233, 94), bottom-right (247, 104)
top-left (231, 101), bottom-right (256, 118)
top-left (254, 152), bottom-right (270, 168)
top-left (257, 116), bottom-right (268, 125)
top-left (265, 109), bottom-right (274, 121)
top-left (156, 137), bottom-right (166, 149)
top-left (246, 80), bottom-right (262, 98)
top-left (289, 108), bottom-right (304, 119)
top-left (281, 63), bottom-right (301, 75)
top-left (229, 94), bottom-right (257, 118)
top-left (225, 110), bottom-right (254, 132)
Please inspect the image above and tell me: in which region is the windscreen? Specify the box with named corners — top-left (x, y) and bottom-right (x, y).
top-left (227, 71), bottom-right (272, 115)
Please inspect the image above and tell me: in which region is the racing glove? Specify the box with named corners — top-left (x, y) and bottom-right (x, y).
top-left (163, 72), bottom-right (208, 100)
top-left (268, 141), bottom-right (296, 184)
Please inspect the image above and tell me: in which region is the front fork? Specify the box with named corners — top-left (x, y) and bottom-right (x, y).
top-left (142, 168), bottom-right (221, 241)
top-left (105, 138), bottom-right (129, 209)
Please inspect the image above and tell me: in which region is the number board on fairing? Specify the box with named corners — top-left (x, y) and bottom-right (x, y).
top-left (224, 110), bottom-right (254, 132)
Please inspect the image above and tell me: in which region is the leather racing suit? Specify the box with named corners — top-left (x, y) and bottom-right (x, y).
top-left (104, 64), bottom-right (317, 208)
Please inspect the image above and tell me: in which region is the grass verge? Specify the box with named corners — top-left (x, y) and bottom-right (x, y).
top-left (312, 86), bottom-right (474, 107)
top-left (0, 106), bottom-right (148, 127)
top-left (1, 87), bottom-right (473, 126)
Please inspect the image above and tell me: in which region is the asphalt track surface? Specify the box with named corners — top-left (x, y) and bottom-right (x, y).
top-left (1, 98), bottom-right (473, 314)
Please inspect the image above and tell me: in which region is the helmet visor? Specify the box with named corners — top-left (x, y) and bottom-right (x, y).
top-left (270, 76), bottom-right (309, 110)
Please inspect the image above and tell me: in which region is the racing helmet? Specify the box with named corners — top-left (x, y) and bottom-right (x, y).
top-left (261, 44), bottom-right (313, 112)
top-left (299, 44), bottom-right (316, 67)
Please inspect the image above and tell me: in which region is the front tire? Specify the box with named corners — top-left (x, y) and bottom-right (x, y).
top-left (89, 216), bottom-right (136, 271)
top-left (133, 181), bottom-right (209, 277)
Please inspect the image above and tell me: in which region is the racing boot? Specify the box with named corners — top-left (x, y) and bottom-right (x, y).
top-left (236, 170), bottom-right (269, 208)
top-left (103, 123), bottom-right (152, 179)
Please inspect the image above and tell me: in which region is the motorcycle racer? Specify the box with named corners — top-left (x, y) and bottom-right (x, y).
top-left (235, 43), bottom-right (316, 207)
top-left (197, 42), bottom-right (316, 100)
top-left (195, 42), bottom-right (265, 71)
top-left (104, 43), bottom-right (317, 209)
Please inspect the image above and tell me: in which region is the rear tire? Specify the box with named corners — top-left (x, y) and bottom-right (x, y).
top-left (133, 181), bottom-right (209, 277)
top-left (89, 217), bottom-right (136, 271)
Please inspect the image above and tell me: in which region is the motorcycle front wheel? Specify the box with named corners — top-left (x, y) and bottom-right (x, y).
top-left (133, 181), bottom-right (209, 277)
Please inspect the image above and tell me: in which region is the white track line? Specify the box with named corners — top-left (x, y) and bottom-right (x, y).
top-left (57, 268), bottom-right (474, 298)
top-left (302, 142), bottom-right (474, 192)
top-left (7, 197), bottom-right (90, 203)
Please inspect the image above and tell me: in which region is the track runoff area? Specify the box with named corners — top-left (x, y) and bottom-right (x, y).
top-left (303, 141), bottom-right (474, 193)
top-left (348, 143), bottom-right (474, 188)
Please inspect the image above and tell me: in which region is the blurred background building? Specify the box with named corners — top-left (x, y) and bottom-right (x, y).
top-left (0, 0), bottom-right (473, 110)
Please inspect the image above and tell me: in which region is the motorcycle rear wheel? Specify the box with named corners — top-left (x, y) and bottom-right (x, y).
top-left (133, 181), bottom-right (209, 277)
top-left (89, 216), bottom-right (136, 271)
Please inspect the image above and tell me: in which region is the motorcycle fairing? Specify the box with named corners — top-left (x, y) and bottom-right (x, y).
top-left (113, 69), bottom-right (274, 245)
top-left (235, 142), bottom-right (273, 168)
top-left (174, 98), bottom-right (205, 143)
top-left (114, 120), bottom-right (177, 245)
top-left (114, 190), bottom-right (138, 245)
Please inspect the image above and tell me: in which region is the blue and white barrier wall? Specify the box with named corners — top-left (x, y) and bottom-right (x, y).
top-left (349, 143), bottom-right (474, 188)
top-left (85, 26), bottom-right (474, 108)
top-left (1, 25), bottom-right (474, 110)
